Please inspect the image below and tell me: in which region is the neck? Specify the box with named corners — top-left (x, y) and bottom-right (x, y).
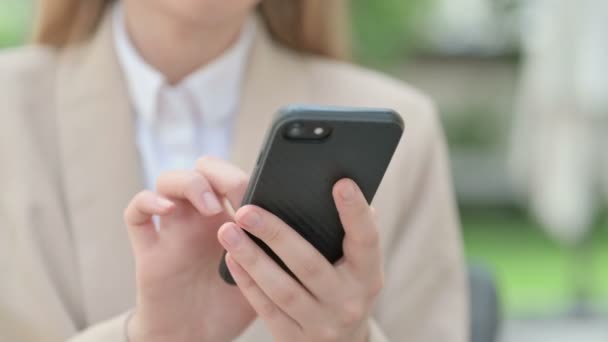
top-left (123, 2), bottom-right (246, 84)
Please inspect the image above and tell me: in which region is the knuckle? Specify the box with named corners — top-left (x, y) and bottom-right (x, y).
top-left (195, 155), bottom-right (216, 170)
top-left (367, 273), bottom-right (385, 299)
top-left (349, 227), bottom-right (379, 249)
top-left (275, 288), bottom-right (298, 308)
top-left (353, 199), bottom-right (370, 213)
top-left (262, 223), bottom-right (282, 244)
top-left (339, 299), bottom-right (366, 326)
top-left (370, 206), bottom-right (378, 218)
top-left (133, 190), bottom-right (148, 201)
top-left (240, 273), bottom-right (257, 291)
top-left (124, 191), bottom-right (147, 221)
top-left (367, 226), bottom-right (380, 245)
top-left (154, 172), bottom-right (171, 190)
top-left (184, 172), bottom-right (207, 196)
top-left (362, 226), bottom-right (380, 247)
top-left (259, 300), bottom-right (279, 320)
top-left (299, 256), bottom-right (323, 279)
top-left (239, 248), bottom-right (259, 268)
top-left (185, 172), bottom-right (202, 189)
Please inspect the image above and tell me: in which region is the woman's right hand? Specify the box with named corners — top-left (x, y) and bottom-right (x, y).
top-left (123, 157), bottom-right (255, 342)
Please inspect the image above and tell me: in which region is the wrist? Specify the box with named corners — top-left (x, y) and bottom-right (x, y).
top-left (127, 311), bottom-right (228, 342)
top-left (127, 312), bottom-right (190, 342)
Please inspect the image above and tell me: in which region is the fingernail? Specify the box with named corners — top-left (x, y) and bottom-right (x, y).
top-left (241, 210), bottom-right (261, 229)
top-left (156, 197), bottom-right (174, 210)
top-left (340, 181), bottom-right (356, 201)
top-left (202, 192), bottom-right (222, 214)
top-left (222, 225), bottom-right (242, 248)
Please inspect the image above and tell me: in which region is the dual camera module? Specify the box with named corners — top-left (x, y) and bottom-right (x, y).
top-left (284, 122), bottom-right (332, 141)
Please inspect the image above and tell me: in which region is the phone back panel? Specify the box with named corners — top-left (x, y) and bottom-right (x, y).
top-left (220, 105), bottom-right (403, 284)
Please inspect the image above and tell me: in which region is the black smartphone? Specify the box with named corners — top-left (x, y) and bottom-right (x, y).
top-left (219, 105), bottom-right (404, 284)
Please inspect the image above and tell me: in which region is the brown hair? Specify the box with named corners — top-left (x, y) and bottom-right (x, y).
top-left (32, 0), bottom-right (349, 59)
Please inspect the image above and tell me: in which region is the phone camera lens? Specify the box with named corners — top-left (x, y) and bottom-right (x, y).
top-left (288, 124), bottom-right (303, 138)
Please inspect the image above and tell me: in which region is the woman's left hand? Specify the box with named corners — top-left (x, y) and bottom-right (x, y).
top-left (217, 179), bottom-right (384, 342)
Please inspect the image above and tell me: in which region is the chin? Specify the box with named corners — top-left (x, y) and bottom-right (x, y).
top-left (157, 0), bottom-right (260, 26)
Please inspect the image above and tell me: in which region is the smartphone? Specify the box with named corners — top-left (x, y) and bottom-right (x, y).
top-left (219, 105), bottom-right (404, 284)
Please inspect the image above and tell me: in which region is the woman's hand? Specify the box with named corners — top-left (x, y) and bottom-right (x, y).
top-left (218, 179), bottom-right (384, 342)
top-left (123, 157), bottom-right (255, 342)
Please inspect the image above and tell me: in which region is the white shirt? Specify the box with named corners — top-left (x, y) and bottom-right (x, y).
top-left (113, 5), bottom-right (256, 189)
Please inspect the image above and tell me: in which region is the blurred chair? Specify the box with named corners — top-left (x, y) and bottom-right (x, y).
top-left (468, 263), bottom-right (501, 342)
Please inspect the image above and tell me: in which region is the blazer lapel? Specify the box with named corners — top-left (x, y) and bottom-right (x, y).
top-left (231, 22), bottom-right (313, 171)
top-left (55, 15), bottom-right (140, 322)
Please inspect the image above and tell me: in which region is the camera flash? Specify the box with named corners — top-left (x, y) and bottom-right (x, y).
top-left (314, 127), bottom-right (325, 135)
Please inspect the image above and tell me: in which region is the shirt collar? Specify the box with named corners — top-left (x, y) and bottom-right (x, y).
top-left (112, 4), bottom-right (256, 125)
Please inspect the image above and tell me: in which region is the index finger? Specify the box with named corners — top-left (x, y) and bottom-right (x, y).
top-left (195, 156), bottom-right (250, 210)
top-left (124, 190), bottom-right (175, 251)
top-left (234, 205), bottom-right (339, 298)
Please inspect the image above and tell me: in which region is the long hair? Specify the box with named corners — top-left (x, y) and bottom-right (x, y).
top-left (32, 0), bottom-right (349, 59)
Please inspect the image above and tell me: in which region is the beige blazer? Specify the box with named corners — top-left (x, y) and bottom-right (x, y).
top-left (0, 13), bottom-right (468, 342)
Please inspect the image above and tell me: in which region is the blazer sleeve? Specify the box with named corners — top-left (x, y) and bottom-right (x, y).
top-left (371, 105), bottom-right (469, 342)
top-left (368, 319), bottom-right (390, 342)
top-left (67, 313), bottom-right (131, 342)
top-left (0, 48), bottom-right (132, 342)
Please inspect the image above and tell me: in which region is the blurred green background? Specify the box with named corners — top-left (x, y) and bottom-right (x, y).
top-left (353, 0), bottom-right (608, 317)
top-left (0, 0), bottom-right (30, 48)
top-left (1, 0), bottom-right (606, 317)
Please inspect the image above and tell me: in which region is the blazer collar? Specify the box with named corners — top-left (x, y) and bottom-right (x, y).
top-left (55, 11), bottom-right (312, 322)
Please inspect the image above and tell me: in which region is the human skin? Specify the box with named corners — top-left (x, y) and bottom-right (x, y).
top-left (124, 157), bottom-right (384, 342)
top-left (122, 0), bottom-right (259, 83)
